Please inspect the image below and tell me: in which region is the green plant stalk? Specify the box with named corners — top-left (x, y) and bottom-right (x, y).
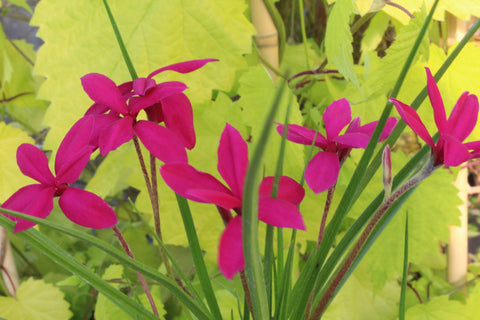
top-left (175, 194), bottom-right (223, 320)
top-left (309, 159), bottom-right (436, 319)
top-left (112, 225), bottom-right (159, 316)
top-left (297, 0), bottom-right (310, 70)
top-left (0, 208), bottom-right (212, 320)
top-left (287, 2), bottom-right (439, 318)
top-left (399, 213), bottom-right (409, 320)
top-left (243, 80), bottom-right (287, 320)
top-left (274, 230), bottom-right (296, 320)
top-left (102, 0), bottom-right (138, 80)
top-left (0, 215), bottom-right (157, 319)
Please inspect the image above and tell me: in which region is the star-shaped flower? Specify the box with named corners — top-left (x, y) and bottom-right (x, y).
top-left (390, 67), bottom-right (479, 167)
top-left (160, 124), bottom-right (305, 279)
top-left (277, 98), bottom-right (397, 193)
top-left (2, 117), bottom-right (117, 232)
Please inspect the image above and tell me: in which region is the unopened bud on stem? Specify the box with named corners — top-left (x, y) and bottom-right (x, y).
top-left (382, 145), bottom-right (392, 199)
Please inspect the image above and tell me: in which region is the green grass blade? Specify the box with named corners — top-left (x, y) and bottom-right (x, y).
top-left (399, 212), bottom-right (409, 320)
top-left (243, 79), bottom-right (287, 320)
top-left (0, 208), bottom-right (212, 320)
top-left (102, 0), bottom-right (138, 80)
top-left (175, 194), bottom-right (223, 320)
top-left (0, 215), bottom-right (156, 319)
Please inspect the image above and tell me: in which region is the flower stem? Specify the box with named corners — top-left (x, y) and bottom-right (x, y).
top-left (240, 270), bottom-right (255, 320)
top-left (317, 184), bottom-right (336, 247)
top-left (309, 161), bottom-right (436, 319)
top-left (112, 225), bottom-right (158, 317)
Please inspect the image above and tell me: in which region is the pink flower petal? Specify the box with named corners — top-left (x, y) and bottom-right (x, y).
top-left (442, 134), bottom-right (471, 167)
top-left (144, 103), bottom-right (165, 123)
top-left (218, 216), bottom-right (244, 280)
top-left (323, 98), bottom-right (352, 140)
top-left (98, 116), bottom-right (135, 156)
top-left (305, 151), bottom-right (340, 194)
top-left (132, 78), bottom-right (157, 95)
top-left (390, 98), bottom-right (435, 148)
top-left (147, 59), bottom-right (218, 78)
top-left (85, 103), bottom-right (110, 116)
top-left (186, 189), bottom-right (242, 209)
top-left (56, 147), bottom-right (93, 184)
top-left (81, 73), bottom-right (128, 114)
top-left (334, 132), bottom-right (371, 149)
top-left (447, 93), bottom-right (479, 142)
top-left (134, 121), bottom-right (188, 164)
top-left (258, 198), bottom-right (305, 230)
top-left (160, 163), bottom-right (237, 205)
top-left (352, 118), bottom-right (398, 142)
top-left (1, 185), bottom-right (55, 232)
top-left (218, 124), bottom-right (249, 199)
top-left (16, 144), bottom-right (55, 185)
top-left (259, 176), bottom-right (305, 205)
top-left (59, 187), bottom-right (117, 229)
top-left (129, 81), bottom-right (187, 115)
top-left (161, 93), bottom-right (196, 149)
top-left (425, 68), bottom-right (447, 133)
top-left (55, 116), bottom-right (95, 177)
top-left (276, 123), bottom-right (328, 149)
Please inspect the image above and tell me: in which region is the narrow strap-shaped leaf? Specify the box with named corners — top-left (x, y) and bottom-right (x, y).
top-left (399, 213), bottom-right (409, 320)
top-left (0, 208), bottom-right (212, 320)
top-left (174, 194), bottom-right (223, 320)
top-left (243, 79), bottom-right (287, 320)
top-left (0, 215), bottom-right (156, 319)
top-left (102, 0), bottom-right (138, 80)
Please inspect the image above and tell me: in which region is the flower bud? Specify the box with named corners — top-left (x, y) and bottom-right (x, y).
top-left (382, 145), bottom-right (392, 198)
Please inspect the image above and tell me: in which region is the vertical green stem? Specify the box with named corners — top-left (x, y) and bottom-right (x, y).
top-left (102, 0), bottom-right (138, 80)
top-left (399, 213), bottom-right (409, 320)
top-left (298, 0), bottom-right (310, 69)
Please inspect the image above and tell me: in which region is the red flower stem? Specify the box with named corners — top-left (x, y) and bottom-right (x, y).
top-left (148, 153), bottom-right (176, 282)
top-left (386, 1), bottom-right (414, 18)
top-left (240, 270), bottom-right (255, 320)
top-left (308, 162), bottom-right (436, 320)
top-left (317, 184), bottom-right (336, 247)
top-left (112, 225), bottom-right (159, 317)
top-left (133, 135), bottom-right (153, 196)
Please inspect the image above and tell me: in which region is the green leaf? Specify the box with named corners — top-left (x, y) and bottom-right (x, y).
top-left (362, 7), bottom-right (428, 100)
top-left (322, 266), bottom-right (399, 320)
top-left (31, 0), bottom-right (255, 151)
top-left (325, 0), bottom-right (358, 86)
top-left (360, 11), bottom-right (390, 55)
top-left (0, 122), bottom-right (34, 200)
top-left (404, 295), bottom-right (468, 320)
top-left (95, 264), bottom-right (166, 320)
top-left (0, 278), bottom-right (72, 320)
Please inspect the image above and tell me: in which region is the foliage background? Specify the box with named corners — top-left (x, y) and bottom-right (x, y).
top-left (1, 0), bottom-right (480, 318)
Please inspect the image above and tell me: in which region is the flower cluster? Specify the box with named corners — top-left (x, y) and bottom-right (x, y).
top-left (1, 59), bottom-right (215, 232)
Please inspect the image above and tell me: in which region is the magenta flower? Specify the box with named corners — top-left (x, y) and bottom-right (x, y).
top-left (160, 124), bottom-right (305, 279)
top-left (82, 59), bottom-right (217, 161)
top-left (277, 98), bottom-right (397, 193)
top-left (1, 117), bottom-right (117, 232)
top-left (390, 67), bottom-right (479, 167)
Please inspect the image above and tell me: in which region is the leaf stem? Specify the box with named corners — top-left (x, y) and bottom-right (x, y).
top-left (112, 225), bottom-right (159, 317)
top-left (240, 270), bottom-right (255, 320)
top-left (317, 184), bottom-right (336, 247)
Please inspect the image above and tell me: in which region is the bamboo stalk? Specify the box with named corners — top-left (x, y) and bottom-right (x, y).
top-left (250, 0), bottom-right (279, 82)
top-left (446, 14), bottom-right (471, 294)
top-left (448, 166), bottom-right (468, 293)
